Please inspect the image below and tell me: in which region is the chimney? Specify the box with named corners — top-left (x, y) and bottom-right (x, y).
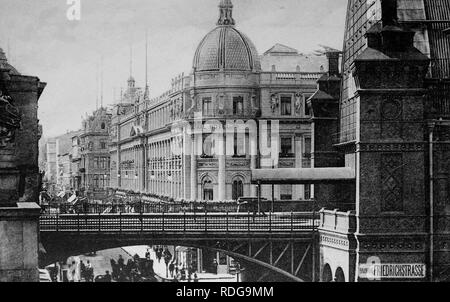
top-left (381, 0), bottom-right (398, 26)
top-left (326, 51), bottom-right (341, 77)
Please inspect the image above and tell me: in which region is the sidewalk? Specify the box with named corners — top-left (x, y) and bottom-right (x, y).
top-left (122, 245), bottom-right (237, 282)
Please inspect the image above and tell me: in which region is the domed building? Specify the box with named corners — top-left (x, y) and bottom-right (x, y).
top-left (109, 0), bottom-right (334, 204)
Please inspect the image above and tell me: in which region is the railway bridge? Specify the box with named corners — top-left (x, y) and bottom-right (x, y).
top-left (39, 209), bottom-right (319, 282)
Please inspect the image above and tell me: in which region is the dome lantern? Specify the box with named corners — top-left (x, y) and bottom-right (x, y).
top-left (217, 0), bottom-right (235, 26)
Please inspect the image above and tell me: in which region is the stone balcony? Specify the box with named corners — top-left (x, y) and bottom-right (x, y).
top-left (260, 72), bottom-right (323, 86)
top-left (319, 209), bottom-right (357, 234)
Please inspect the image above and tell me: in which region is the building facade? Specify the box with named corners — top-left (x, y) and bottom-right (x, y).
top-left (0, 47), bottom-right (46, 281)
top-left (40, 130), bottom-right (82, 195)
top-left (312, 0), bottom-right (450, 282)
top-left (109, 0), bottom-right (329, 202)
top-left (78, 107), bottom-right (112, 200)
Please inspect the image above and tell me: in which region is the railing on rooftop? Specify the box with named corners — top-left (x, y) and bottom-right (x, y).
top-left (260, 72), bottom-right (324, 83)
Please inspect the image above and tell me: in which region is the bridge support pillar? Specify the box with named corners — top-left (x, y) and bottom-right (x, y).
top-left (0, 203), bottom-right (41, 282)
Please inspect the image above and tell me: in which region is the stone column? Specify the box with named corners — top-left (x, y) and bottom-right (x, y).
top-left (218, 133), bottom-right (226, 201)
top-left (294, 135), bottom-right (304, 199)
top-left (190, 135), bottom-right (198, 200)
top-left (250, 133), bottom-right (258, 197)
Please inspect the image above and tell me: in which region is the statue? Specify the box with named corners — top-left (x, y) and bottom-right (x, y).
top-left (270, 94), bottom-right (278, 113)
top-left (0, 90), bottom-right (21, 148)
top-left (186, 91), bottom-right (197, 117)
top-left (295, 93), bottom-right (303, 115)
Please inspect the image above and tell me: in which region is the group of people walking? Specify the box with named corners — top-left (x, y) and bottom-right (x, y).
top-left (66, 259), bottom-right (94, 282)
top-left (150, 246), bottom-right (199, 282)
top-left (110, 254), bottom-right (155, 282)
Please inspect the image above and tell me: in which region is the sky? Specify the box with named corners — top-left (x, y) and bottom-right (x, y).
top-left (0, 0), bottom-right (347, 137)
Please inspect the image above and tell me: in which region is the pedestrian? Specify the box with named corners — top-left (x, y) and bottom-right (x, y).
top-left (180, 268), bottom-right (186, 281)
top-left (86, 260), bottom-right (94, 282)
top-left (71, 261), bottom-right (80, 282)
top-left (67, 264), bottom-right (73, 283)
top-left (80, 260), bottom-right (86, 281)
top-left (169, 262), bottom-right (175, 278)
top-left (213, 259), bottom-right (218, 275)
top-left (118, 255), bottom-right (124, 269)
top-left (104, 271), bottom-right (112, 282)
top-left (145, 248), bottom-right (151, 260)
top-left (194, 273), bottom-right (199, 282)
top-left (110, 259), bottom-right (118, 280)
top-left (156, 250), bottom-right (162, 263)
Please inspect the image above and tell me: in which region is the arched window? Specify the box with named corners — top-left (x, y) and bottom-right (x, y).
top-left (334, 267), bottom-right (345, 282)
top-left (101, 122), bottom-right (106, 130)
top-left (232, 178), bottom-right (244, 201)
top-left (203, 177), bottom-right (214, 201)
top-left (322, 264), bottom-right (333, 282)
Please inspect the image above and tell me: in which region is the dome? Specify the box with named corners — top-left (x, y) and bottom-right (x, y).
top-left (193, 0), bottom-right (261, 72)
top-left (0, 48), bottom-right (20, 75)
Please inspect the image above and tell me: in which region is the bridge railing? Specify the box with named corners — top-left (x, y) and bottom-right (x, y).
top-left (40, 200), bottom-right (354, 215)
top-left (39, 212), bottom-right (319, 233)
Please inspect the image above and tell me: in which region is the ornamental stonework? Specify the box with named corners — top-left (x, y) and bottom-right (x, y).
top-left (357, 142), bottom-right (425, 152)
top-left (0, 89), bottom-right (21, 148)
top-left (320, 234), bottom-right (350, 250)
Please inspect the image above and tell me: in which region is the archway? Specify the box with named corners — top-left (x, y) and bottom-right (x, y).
top-left (40, 237), bottom-right (306, 282)
top-left (334, 267), bottom-right (345, 282)
top-left (232, 178), bottom-right (244, 201)
top-left (322, 264), bottom-right (333, 282)
top-left (202, 176), bottom-right (214, 201)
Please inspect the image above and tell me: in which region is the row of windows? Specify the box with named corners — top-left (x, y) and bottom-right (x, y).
top-left (94, 157), bottom-right (110, 170)
top-left (90, 174), bottom-right (110, 189)
top-left (200, 180), bottom-right (311, 201)
top-left (83, 141), bottom-right (107, 151)
top-left (201, 95), bottom-right (311, 117)
top-left (200, 134), bottom-right (311, 158)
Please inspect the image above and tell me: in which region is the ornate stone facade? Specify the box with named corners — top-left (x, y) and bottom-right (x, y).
top-left (317, 0), bottom-right (450, 282)
top-left (109, 0), bottom-right (327, 202)
top-left (0, 47), bottom-right (46, 281)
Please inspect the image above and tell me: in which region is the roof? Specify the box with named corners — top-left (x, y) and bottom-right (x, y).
top-left (308, 90), bottom-right (335, 101)
top-left (251, 168), bottom-right (356, 184)
top-left (263, 43), bottom-right (299, 56)
top-left (260, 49), bottom-right (328, 73)
top-left (193, 26), bottom-right (261, 72)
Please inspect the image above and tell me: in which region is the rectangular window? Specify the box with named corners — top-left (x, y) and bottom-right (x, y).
top-left (304, 185), bottom-right (311, 200)
top-left (304, 137), bottom-right (312, 158)
top-left (280, 96), bottom-right (292, 116)
top-left (202, 97), bottom-right (212, 116)
top-left (280, 185), bottom-right (292, 200)
top-left (304, 95), bottom-right (312, 116)
top-left (233, 133), bottom-right (246, 157)
top-left (233, 96), bottom-right (244, 115)
top-left (100, 142), bottom-right (107, 150)
top-left (280, 136), bottom-right (293, 157)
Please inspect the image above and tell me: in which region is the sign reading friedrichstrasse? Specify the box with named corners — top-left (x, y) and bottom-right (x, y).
top-left (359, 263), bottom-right (427, 280)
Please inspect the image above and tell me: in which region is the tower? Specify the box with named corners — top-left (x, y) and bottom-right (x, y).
top-left (0, 47), bottom-right (46, 281)
top-left (316, 0), bottom-right (450, 282)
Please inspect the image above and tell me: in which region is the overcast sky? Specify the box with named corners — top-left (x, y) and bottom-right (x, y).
top-left (0, 0), bottom-right (347, 137)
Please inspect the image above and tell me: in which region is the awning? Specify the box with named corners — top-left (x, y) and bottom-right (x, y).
top-left (67, 194), bottom-right (78, 204)
top-left (251, 168), bottom-right (356, 184)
